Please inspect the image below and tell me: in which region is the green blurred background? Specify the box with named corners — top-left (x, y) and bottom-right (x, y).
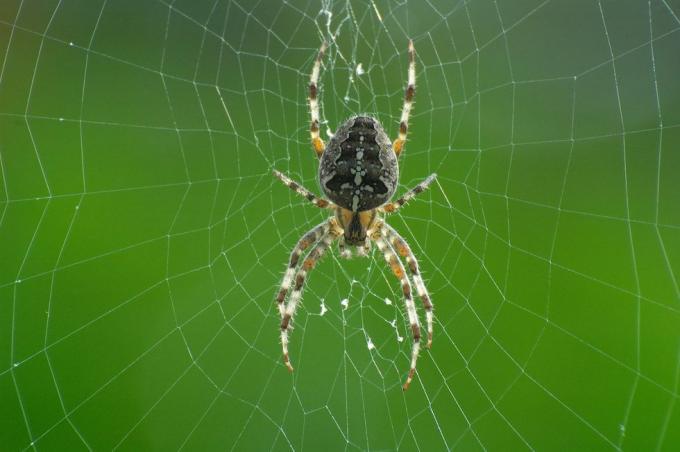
top-left (1, 0), bottom-right (679, 450)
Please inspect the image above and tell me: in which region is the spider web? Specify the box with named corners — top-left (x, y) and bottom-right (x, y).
top-left (1, 0), bottom-right (680, 450)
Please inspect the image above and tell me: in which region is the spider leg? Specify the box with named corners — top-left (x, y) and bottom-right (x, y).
top-left (380, 173), bottom-right (437, 213)
top-left (309, 42), bottom-right (327, 158)
top-left (373, 228), bottom-right (422, 391)
top-left (273, 169), bottom-right (334, 209)
top-left (384, 224), bottom-right (434, 348)
top-left (281, 220), bottom-right (341, 371)
top-left (392, 40), bottom-right (415, 157)
top-left (275, 220), bottom-right (330, 318)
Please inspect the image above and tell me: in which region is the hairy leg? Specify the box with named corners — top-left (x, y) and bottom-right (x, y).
top-left (373, 228), bottom-right (422, 390)
top-left (280, 222), bottom-right (341, 371)
top-left (384, 224), bottom-right (434, 347)
top-left (275, 220), bottom-right (330, 318)
top-left (273, 169), bottom-right (334, 209)
top-left (381, 173), bottom-right (436, 213)
top-left (309, 42), bottom-right (327, 158)
top-left (392, 40), bottom-right (416, 157)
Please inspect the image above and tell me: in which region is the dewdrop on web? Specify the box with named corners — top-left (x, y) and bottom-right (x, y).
top-left (390, 319), bottom-right (404, 342)
top-left (356, 63), bottom-right (364, 76)
top-left (341, 298), bottom-right (349, 310)
top-left (367, 337), bottom-right (375, 350)
top-left (320, 300), bottom-right (327, 316)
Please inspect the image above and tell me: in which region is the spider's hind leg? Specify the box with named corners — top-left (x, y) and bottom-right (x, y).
top-left (309, 42), bottom-right (327, 158)
top-left (392, 40), bottom-right (415, 157)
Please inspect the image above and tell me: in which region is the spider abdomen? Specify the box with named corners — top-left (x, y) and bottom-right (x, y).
top-left (319, 115), bottom-right (398, 211)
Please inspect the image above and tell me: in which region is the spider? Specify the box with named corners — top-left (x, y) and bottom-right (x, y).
top-left (273, 40), bottom-right (436, 390)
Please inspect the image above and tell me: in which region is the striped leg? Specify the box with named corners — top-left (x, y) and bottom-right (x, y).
top-left (381, 173), bottom-right (437, 213)
top-left (309, 42), bottom-right (327, 158)
top-left (384, 224), bottom-right (433, 348)
top-left (273, 169), bottom-right (334, 209)
top-left (275, 220), bottom-right (330, 318)
top-left (281, 225), bottom-right (341, 372)
top-left (374, 230), bottom-right (422, 391)
top-left (392, 40), bottom-right (415, 157)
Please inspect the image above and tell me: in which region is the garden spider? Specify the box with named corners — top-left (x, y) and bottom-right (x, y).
top-left (273, 40), bottom-right (436, 390)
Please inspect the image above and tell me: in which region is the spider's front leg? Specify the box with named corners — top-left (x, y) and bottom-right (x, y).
top-left (372, 225), bottom-right (422, 390)
top-left (275, 221), bottom-right (330, 318)
top-left (280, 219), bottom-right (342, 372)
top-left (384, 224), bottom-right (434, 348)
top-left (272, 170), bottom-right (336, 318)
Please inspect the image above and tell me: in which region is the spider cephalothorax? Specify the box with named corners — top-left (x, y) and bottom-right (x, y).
top-left (273, 41), bottom-right (436, 390)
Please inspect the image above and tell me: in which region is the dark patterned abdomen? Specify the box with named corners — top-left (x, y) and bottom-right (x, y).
top-left (318, 116), bottom-right (398, 211)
